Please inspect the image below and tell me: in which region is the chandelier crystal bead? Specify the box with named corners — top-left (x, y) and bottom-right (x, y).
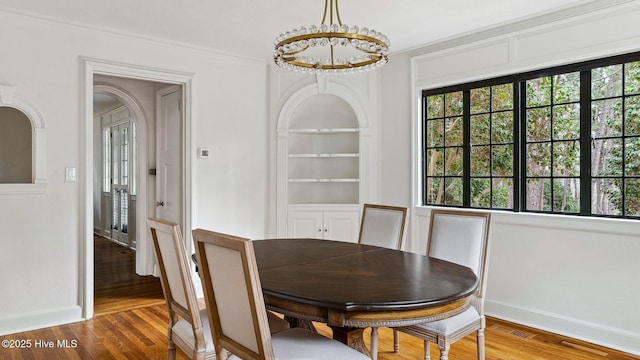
top-left (273, 0), bottom-right (389, 74)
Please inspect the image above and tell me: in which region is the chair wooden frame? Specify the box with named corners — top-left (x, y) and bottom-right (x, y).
top-left (147, 218), bottom-right (215, 360)
top-left (395, 209), bottom-right (491, 360)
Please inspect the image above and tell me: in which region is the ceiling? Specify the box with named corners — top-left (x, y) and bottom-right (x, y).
top-left (0, 0), bottom-right (611, 63)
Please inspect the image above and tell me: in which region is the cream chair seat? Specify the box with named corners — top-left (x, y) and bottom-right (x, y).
top-left (395, 209), bottom-right (491, 360)
top-left (192, 228), bottom-right (370, 360)
top-left (147, 218), bottom-right (288, 360)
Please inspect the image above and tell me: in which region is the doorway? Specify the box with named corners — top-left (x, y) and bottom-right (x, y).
top-left (82, 59), bottom-right (194, 319)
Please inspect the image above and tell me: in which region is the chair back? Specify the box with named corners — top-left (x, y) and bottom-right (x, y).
top-left (358, 204), bottom-right (408, 250)
top-left (192, 229), bottom-right (274, 360)
top-left (427, 210), bottom-right (491, 301)
top-left (147, 218), bottom-right (204, 345)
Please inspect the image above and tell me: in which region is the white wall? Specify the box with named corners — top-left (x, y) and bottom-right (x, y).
top-left (380, 1), bottom-right (640, 355)
top-left (0, 10), bottom-right (270, 334)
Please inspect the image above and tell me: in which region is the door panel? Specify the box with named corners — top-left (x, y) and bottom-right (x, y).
top-left (156, 87), bottom-right (182, 226)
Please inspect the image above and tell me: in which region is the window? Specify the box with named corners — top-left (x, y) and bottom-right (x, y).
top-left (421, 51), bottom-right (640, 219)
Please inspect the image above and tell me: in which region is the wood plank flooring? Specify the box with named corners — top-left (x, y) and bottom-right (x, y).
top-left (94, 235), bottom-right (164, 315)
top-left (0, 236), bottom-right (637, 359)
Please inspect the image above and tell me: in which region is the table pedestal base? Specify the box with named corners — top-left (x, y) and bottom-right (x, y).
top-left (329, 326), bottom-right (370, 356)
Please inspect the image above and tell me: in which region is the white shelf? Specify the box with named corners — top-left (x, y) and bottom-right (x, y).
top-left (289, 128), bottom-right (360, 134)
top-left (288, 178), bottom-right (360, 183)
top-left (288, 153), bottom-right (359, 158)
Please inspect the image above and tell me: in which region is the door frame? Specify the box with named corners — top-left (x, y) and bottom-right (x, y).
top-left (81, 58), bottom-right (194, 319)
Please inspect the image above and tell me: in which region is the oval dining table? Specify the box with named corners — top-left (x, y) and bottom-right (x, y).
top-left (252, 238), bottom-right (478, 356)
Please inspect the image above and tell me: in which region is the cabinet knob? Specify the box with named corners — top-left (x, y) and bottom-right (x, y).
top-left (318, 229), bottom-right (322, 232)
top-left (324, 229), bottom-right (328, 232)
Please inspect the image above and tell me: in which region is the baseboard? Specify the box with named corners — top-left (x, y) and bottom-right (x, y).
top-left (0, 305), bottom-right (83, 336)
top-left (486, 299), bottom-right (640, 356)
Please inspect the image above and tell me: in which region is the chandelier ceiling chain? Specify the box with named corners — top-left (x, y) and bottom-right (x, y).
top-left (273, 0), bottom-right (390, 75)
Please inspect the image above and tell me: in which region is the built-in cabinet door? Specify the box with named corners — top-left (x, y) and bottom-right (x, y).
top-left (287, 211), bottom-right (359, 242)
top-left (324, 211), bottom-right (360, 242)
top-left (287, 211), bottom-right (324, 239)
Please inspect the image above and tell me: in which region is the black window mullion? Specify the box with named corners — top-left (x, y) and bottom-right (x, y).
top-left (513, 81), bottom-right (521, 212)
top-left (519, 81), bottom-right (528, 212)
top-left (579, 70), bottom-right (592, 215)
top-left (463, 91), bottom-right (471, 207)
top-left (421, 93), bottom-right (428, 205)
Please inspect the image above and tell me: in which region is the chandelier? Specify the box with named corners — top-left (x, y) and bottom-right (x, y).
top-left (273, 0), bottom-right (390, 74)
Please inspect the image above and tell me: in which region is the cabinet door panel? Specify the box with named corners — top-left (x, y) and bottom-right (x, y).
top-left (324, 212), bottom-right (360, 242)
top-left (287, 212), bottom-right (323, 238)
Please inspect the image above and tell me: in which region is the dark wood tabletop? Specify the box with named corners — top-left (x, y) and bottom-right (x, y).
top-left (253, 238), bottom-right (478, 329)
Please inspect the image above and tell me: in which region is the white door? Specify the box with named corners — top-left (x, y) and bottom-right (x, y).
top-left (156, 86), bottom-right (183, 227)
top-left (110, 121), bottom-right (132, 247)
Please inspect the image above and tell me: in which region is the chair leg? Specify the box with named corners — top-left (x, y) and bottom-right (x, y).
top-left (167, 326), bottom-right (176, 360)
top-left (393, 329), bottom-right (399, 352)
top-left (477, 328), bottom-right (486, 360)
top-left (438, 341), bottom-right (450, 360)
top-left (424, 340), bottom-right (430, 360)
top-left (370, 327), bottom-right (379, 360)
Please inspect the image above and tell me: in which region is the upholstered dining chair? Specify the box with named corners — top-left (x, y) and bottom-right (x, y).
top-left (395, 209), bottom-right (491, 360)
top-left (191, 228), bottom-right (370, 360)
top-left (358, 203), bottom-right (408, 250)
top-left (148, 218), bottom-right (216, 360)
top-left (148, 219), bottom-right (289, 360)
top-left (357, 203), bottom-right (407, 360)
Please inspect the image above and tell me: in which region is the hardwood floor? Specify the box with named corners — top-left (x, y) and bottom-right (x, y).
top-left (94, 235), bottom-right (164, 315)
top-left (0, 238), bottom-right (637, 359)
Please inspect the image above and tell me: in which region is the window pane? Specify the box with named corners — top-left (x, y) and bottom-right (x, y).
top-left (426, 95), bottom-right (444, 119)
top-left (553, 178), bottom-right (580, 213)
top-left (492, 111), bottom-right (513, 143)
top-left (624, 137), bottom-right (640, 176)
top-left (493, 178), bottom-right (514, 208)
top-left (624, 61), bottom-right (640, 95)
top-left (553, 104), bottom-right (580, 140)
top-left (492, 84), bottom-right (513, 111)
top-left (492, 145), bottom-right (513, 176)
top-left (446, 117), bottom-right (463, 145)
top-left (526, 77), bottom-right (551, 107)
top-left (553, 141), bottom-right (580, 177)
top-left (471, 114), bottom-right (490, 144)
top-left (471, 146), bottom-right (490, 176)
top-left (592, 98), bottom-right (622, 137)
top-left (527, 107), bottom-right (551, 141)
top-left (625, 95), bottom-right (640, 135)
top-left (526, 178), bottom-right (551, 211)
top-left (592, 178), bottom-right (622, 215)
top-left (592, 65), bottom-right (623, 99)
top-left (527, 143), bottom-right (551, 176)
top-left (592, 138), bottom-right (622, 176)
top-left (426, 177), bottom-right (443, 204)
top-left (470, 87), bottom-right (490, 114)
top-left (624, 178), bottom-right (640, 216)
top-left (444, 178), bottom-right (463, 205)
top-left (471, 178), bottom-right (491, 208)
top-left (426, 149), bottom-right (444, 176)
top-left (444, 92), bottom-right (463, 117)
top-left (426, 119), bottom-right (444, 147)
top-left (553, 72), bottom-right (580, 103)
top-left (444, 147), bottom-right (463, 176)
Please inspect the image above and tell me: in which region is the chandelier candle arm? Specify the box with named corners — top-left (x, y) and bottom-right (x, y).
top-left (273, 0), bottom-right (390, 74)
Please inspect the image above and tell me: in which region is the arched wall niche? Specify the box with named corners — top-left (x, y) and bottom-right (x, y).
top-left (0, 86), bottom-right (47, 194)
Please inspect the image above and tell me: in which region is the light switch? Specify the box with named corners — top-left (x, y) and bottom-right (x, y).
top-left (65, 167), bottom-right (77, 182)
top-left (198, 148), bottom-right (210, 159)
